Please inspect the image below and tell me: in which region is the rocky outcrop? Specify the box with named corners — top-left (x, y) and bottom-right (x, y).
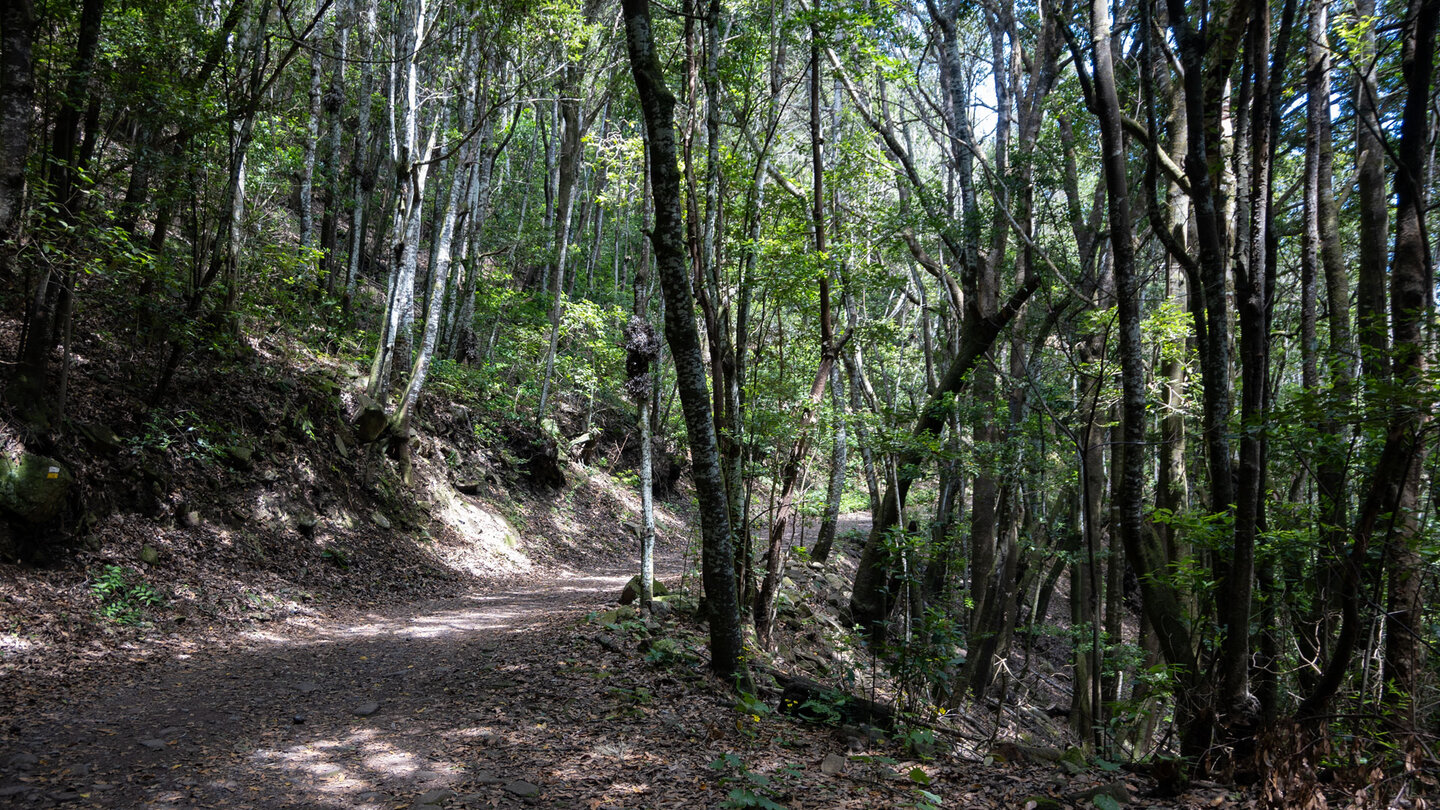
top-left (0, 451), bottom-right (72, 525)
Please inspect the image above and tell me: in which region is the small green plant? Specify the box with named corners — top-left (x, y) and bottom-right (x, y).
top-left (91, 565), bottom-right (165, 625)
top-left (642, 637), bottom-right (696, 666)
top-left (1092, 794), bottom-right (1123, 810)
top-left (709, 753), bottom-right (789, 810)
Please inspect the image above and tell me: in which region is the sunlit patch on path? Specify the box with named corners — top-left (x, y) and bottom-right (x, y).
top-left (0, 561), bottom-right (682, 809)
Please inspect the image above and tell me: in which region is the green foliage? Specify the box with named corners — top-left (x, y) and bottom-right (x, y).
top-left (91, 565), bottom-right (165, 625)
top-left (708, 753), bottom-right (790, 810)
top-left (642, 637), bottom-right (697, 667)
top-left (127, 411), bottom-right (239, 465)
top-left (320, 546), bottom-right (349, 569)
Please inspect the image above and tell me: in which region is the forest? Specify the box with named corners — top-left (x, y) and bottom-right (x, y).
top-left (0, 0), bottom-right (1437, 805)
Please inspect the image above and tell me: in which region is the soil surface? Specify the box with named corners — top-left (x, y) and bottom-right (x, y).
top-left (2, 556), bottom-right (696, 809)
top-left (2, 519), bottom-right (1248, 810)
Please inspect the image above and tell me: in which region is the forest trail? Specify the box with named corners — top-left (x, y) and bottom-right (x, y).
top-left (1, 518), bottom-right (1225, 810)
top-left (1, 557), bottom-right (698, 810)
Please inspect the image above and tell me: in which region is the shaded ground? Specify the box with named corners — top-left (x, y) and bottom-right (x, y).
top-left (2, 515), bottom-right (1261, 810)
top-left (2, 559), bottom-right (695, 809)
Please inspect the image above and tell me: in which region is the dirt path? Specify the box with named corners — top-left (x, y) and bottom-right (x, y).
top-left (2, 518), bottom-right (1214, 810)
top-left (1, 560), bottom-right (694, 810)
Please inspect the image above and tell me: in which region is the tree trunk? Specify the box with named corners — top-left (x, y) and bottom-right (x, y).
top-left (811, 363), bottom-right (847, 563)
top-left (1378, 0), bottom-right (1435, 738)
top-left (299, 9), bottom-right (327, 254)
top-left (754, 27), bottom-right (836, 650)
top-left (320, 10), bottom-right (348, 289)
top-left (847, 276), bottom-right (1038, 641)
top-left (537, 0), bottom-right (602, 421)
top-left (622, 0), bottom-right (746, 684)
top-left (367, 0), bottom-right (431, 403)
top-left (0, 0), bottom-right (33, 251)
top-left (45, 0), bottom-right (105, 220)
top-left (1352, 0), bottom-right (1388, 383)
top-left (344, 0), bottom-right (378, 306)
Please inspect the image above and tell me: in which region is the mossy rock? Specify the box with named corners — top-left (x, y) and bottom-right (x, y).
top-left (618, 574), bottom-right (671, 605)
top-left (0, 452), bottom-right (73, 524)
top-left (75, 422), bottom-right (123, 454)
top-left (595, 605), bottom-right (639, 626)
top-left (1058, 746), bottom-right (1088, 774)
top-left (224, 445), bottom-right (256, 471)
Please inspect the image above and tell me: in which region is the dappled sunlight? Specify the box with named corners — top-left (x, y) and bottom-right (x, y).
top-left (0, 547), bottom-right (709, 808)
top-left (245, 725), bottom-right (472, 809)
top-left (0, 633), bottom-right (34, 655)
top-left (427, 481), bottom-right (534, 576)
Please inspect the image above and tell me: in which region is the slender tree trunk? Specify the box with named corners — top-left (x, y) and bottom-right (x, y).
top-left (0, 0), bottom-right (33, 253)
top-left (45, 0), bottom-right (105, 220)
top-left (1352, 0), bottom-right (1389, 383)
top-left (1378, 0), bottom-right (1435, 738)
top-left (395, 52), bottom-right (479, 478)
top-left (299, 9), bottom-right (327, 254)
top-left (811, 363), bottom-right (847, 563)
top-left (345, 0), bottom-right (378, 306)
top-left (754, 27), bottom-right (836, 650)
top-left (622, 0), bottom-right (746, 684)
top-left (537, 0), bottom-right (601, 421)
top-left (367, 0), bottom-right (430, 403)
top-left (847, 277), bottom-right (1037, 641)
top-left (320, 11), bottom-right (348, 289)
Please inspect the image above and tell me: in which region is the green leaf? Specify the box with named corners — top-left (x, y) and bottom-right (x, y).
top-left (907, 766), bottom-right (931, 786)
top-left (1092, 795), bottom-right (1123, 810)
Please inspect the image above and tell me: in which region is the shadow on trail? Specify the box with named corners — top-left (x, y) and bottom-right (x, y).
top-left (2, 565), bottom-right (703, 809)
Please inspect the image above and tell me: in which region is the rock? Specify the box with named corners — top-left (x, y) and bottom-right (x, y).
top-left (0, 786), bottom-right (30, 797)
top-left (334, 433), bottom-right (350, 458)
top-left (138, 545), bottom-right (160, 566)
top-left (454, 480), bottom-right (482, 495)
top-left (618, 575), bottom-right (671, 605)
top-left (1058, 746), bottom-right (1087, 774)
top-left (295, 682), bottom-right (321, 694)
top-left (371, 511), bottom-right (391, 530)
top-left (472, 771), bottom-right (503, 786)
top-left (0, 452), bottom-right (72, 525)
top-left (1069, 781), bottom-right (1131, 805)
top-left (76, 422), bottom-right (123, 454)
top-left (63, 763), bottom-right (89, 778)
top-left (820, 753), bottom-right (847, 775)
top-left (179, 510), bottom-right (201, 528)
top-left (6, 752), bottom-right (38, 769)
top-left (352, 701), bottom-right (380, 717)
top-left (596, 606), bottom-right (638, 626)
top-left (224, 445), bottom-right (255, 471)
top-left (503, 780), bottom-right (539, 798)
top-left (417, 788), bottom-right (456, 805)
top-left (294, 509), bottom-right (319, 535)
top-left (354, 396), bottom-right (390, 444)
top-left (139, 739), bottom-right (166, 750)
